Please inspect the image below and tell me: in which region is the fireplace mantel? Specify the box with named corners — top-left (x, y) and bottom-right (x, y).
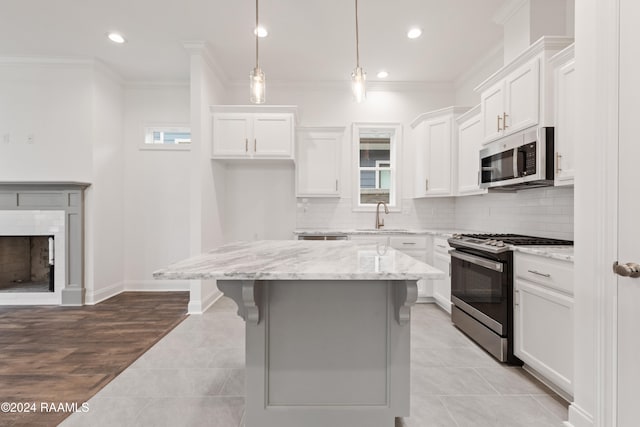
top-left (0, 182), bottom-right (90, 305)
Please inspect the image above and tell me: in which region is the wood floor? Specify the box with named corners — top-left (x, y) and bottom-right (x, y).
top-left (0, 292), bottom-right (189, 427)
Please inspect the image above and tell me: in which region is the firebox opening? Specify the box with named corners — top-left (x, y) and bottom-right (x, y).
top-left (0, 235), bottom-right (55, 293)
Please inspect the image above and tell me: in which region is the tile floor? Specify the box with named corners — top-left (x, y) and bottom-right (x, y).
top-left (61, 298), bottom-right (568, 427)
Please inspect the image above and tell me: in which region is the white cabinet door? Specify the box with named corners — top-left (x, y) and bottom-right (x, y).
top-left (554, 57), bottom-right (576, 185)
top-left (514, 279), bottom-right (573, 396)
top-left (432, 249), bottom-right (451, 313)
top-left (296, 128), bottom-right (342, 197)
top-left (253, 114), bottom-right (293, 158)
top-left (480, 81), bottom-right (505, 143)
top-left (212, 114), bottom-right (252, 157)
top-left (504, 58), bottom-right (540, 135)
top-left (457, 110), bottom-right (486, 196)
top-left (424, 117), bottom-right (453, 196)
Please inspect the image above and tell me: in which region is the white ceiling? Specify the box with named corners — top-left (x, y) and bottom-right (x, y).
top-left (0, 0), bottom-right (505, 83)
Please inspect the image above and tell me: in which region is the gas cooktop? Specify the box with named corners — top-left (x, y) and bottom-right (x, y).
top-left (449, 233), bottom-right (573, 254)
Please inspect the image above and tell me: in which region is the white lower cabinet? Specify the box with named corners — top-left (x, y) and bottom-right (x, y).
top-left (514, 252), bottom-right (574, 398)
top-left (431, 237), bottom-right (452, 312)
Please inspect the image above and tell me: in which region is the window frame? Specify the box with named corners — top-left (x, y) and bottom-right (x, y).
top-left (140, 123), bottom-right (191, 151)
top-left (351, 123), bottom-right (403, 212)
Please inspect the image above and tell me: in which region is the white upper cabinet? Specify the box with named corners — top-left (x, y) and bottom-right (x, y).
top-left (550, 44), bottom-right (576, 186)
top-left (295, 127), bottom-right (344, 197)
top-left (411, 107), bottom-right (470, 198)
top-left (211, 105), bottom-right (297, 160)
top-left (456, 105), bottom-right (486, 196)
top-left (475, 36), bottom-right (573, 145)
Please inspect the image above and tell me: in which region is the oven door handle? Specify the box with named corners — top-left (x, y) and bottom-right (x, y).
top-left (450, 250), bottom-right (504, 273)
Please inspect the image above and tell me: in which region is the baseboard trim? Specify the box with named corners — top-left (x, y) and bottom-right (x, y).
top-left (123, 280), bottom-right (190, 292)
top-left (522, 364), bottom-right (572, 403)
top-left (566, 403), bottom-right (594, 427)
top-left (416, 296), bottom-right (435, 304)
top-left (85, 281), bottom-right (125, 305)
top-left (433, 294), bottom-right (452, 313)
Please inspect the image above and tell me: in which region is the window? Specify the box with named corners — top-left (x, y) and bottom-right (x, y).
top-left (141, 125), bottom-right (191, 150)
top-left (352, 123), bottom-right (402, 210)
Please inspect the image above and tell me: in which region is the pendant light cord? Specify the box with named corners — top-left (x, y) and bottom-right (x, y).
top-left (355, 0), bottom-right (360, 68)
top-left (255, 0), bottom-right (259, 67)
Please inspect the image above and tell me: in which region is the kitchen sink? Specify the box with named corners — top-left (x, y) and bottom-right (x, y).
top-left (355, 228), bottom-right (408, 232)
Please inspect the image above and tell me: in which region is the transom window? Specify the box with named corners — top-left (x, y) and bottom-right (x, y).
top-left (141, 125), bottom-right (191, 150)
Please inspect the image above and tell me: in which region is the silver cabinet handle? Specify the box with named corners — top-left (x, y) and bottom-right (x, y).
top-left (335, 179), bottom-right (338, 191)
top-left (254, 138), bottom-right (257, 151)
top-left (425, 179), bottom-right (429, 192)
top-left (502, 112), bottom-right (509, 130)
top-left (613, 261), bottom-right (640, 278)
top-left (497, 115), bottom-right (502, 131)
top-left (556, 152), bottom-right (562, 173)
top-left (402, 242), bottom-right (416, 245)
top-left (450, 250), bottom-right (504, 272)
top-left (527, 269), bottom-right (551, 278)
top-left (245, 138), bottom-right (248, 152)
top-left (436, 245), bottom-right (447, 249)
top-left (515, 289), bottom-right (520, 306)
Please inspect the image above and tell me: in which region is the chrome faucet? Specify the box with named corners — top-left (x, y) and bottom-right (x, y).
top-left (375, 201), bottom-right (389, 229)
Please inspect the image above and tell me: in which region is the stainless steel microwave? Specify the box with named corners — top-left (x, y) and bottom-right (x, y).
top-left (479, 127), bottom-right (554, 191)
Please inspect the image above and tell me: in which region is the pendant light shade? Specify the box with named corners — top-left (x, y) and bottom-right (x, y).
top-left (351, 0), bottom-right (366, 102)
top-left (250, 0), bottom-right (265, 104)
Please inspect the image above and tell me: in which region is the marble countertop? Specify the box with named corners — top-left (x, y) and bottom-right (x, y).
top-left (294, 228), bottom-right (463, 237)
top-left (512, 246), bottom-right (574, 262)
top-left (153, 240), bottom-right (445, 281)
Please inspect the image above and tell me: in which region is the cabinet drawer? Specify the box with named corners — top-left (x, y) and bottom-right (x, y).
top-left (515, 252), bottom-right (574, 294)
top-left (433, 237), bottom-right (451, 254)
top-left (389, 236), bottom-right (427, 250)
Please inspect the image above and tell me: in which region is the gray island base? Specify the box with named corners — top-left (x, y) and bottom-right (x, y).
top-left (154, 240), bottom-right (444, 427)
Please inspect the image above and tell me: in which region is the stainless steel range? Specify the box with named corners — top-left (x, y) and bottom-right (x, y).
top-left (447, 233), bottom-right (573, 364)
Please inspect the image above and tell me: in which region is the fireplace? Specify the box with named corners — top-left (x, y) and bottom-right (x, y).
top-left (0, 235), bottom-right (55, 293)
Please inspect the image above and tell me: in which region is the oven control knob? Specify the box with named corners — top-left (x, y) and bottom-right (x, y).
top-left (495, 241), bottom-right (505, 247)
top-left (487, 240), bottom-right (496, 245)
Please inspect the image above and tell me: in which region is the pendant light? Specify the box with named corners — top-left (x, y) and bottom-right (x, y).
top-left (250, 0), bottom-right (265, 104)
top-left (351, 0), bottom-right (366, 103)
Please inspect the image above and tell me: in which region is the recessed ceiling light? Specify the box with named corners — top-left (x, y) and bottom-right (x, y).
top-left (107, 32), bottom-right (126, 44)
top-left (377, 71), bottom-right (389, 79)
top-left (254, 26), bottom-right (268, 38)
top-left (407, 28), bottom-right (422, 39)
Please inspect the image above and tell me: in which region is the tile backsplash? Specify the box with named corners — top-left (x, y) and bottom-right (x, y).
top-left (296, 186), bottom-right (574, 241)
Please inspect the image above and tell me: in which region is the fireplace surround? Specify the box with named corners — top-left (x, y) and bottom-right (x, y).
top-left (0, 182), bottom-right (89, 305)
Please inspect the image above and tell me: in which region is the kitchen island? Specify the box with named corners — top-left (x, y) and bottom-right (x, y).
top-left (154, 240), bottom-right (444, 427)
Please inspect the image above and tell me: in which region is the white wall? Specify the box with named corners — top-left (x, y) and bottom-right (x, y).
top-left (0, 60), bottom-right (93, 181)
top-left (455, 187), bottom-right (574, 240)
top-left (122, 84), bottom-right (191, 289)
top-left (84, 65), bottom-right (125, 303)
top-left (454, 46), bottom-right (504, 107)
top-left (225, 82), bottom-right (456, 234)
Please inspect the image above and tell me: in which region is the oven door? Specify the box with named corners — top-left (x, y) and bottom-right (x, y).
top-left (450, 249), bottom-right (508, 336)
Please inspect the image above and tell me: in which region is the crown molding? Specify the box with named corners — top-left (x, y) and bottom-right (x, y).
top-left (0, 55), bottom-right (95, 66)
top-left (474, 36), bottom-right (574, 93)
top-left (548, 42), bottom-right (575, 66)
top-left (410, 106), bottom-right (472, 129)
top-left (455, 104), bottom-right (481, 124)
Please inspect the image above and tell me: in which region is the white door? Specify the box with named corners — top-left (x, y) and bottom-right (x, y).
top-left (253, 114), bottom-right (293, 158)
top-left (480, 81), bottom-right (505, 143)
top-left (212, 114), bottom-right (251, 157)
top-left (503, 58), bottom-right (540, 135)
top-left (424, 117), bottom-right (452, 196)
top-left (616, 0), bottom-right (640, 423)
